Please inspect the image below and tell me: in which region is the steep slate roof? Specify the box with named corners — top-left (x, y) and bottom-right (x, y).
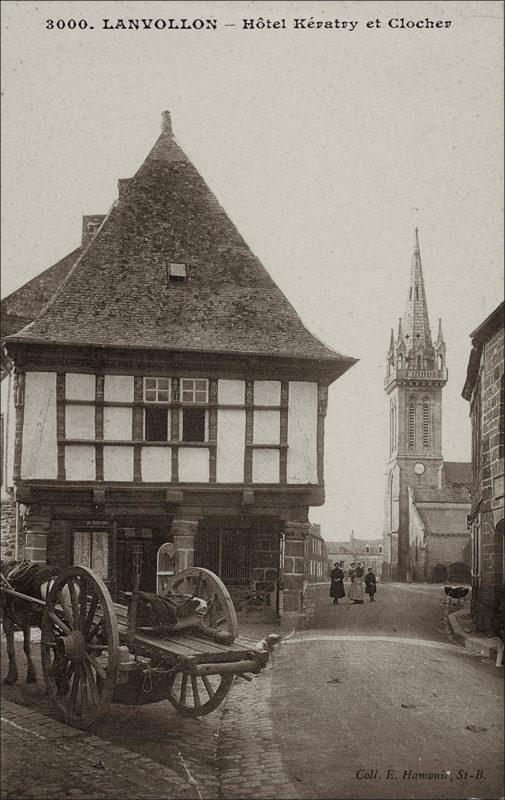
top-left (462, 301), bottom-right (504, 400)
top-left (1, 247), bottom-right (82, 342)
top-left (326, 538), bottom-right (382, 553)
top-left (7, 113), bottom-right (356, 371)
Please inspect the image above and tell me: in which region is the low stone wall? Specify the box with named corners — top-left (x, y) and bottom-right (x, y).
top-left (0, 493), bottom-right (17, 560)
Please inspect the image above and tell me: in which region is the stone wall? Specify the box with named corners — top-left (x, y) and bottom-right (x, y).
top-left (472, 325), bottom-right (504, 631)
top-left (1, 492), bottom-right (17, 560)
top-left (21, 504), bottom-right (51, 563)
top-left (425, 535), bottom-right (470, 581)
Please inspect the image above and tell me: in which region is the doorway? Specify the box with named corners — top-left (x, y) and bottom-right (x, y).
top-left (114, 525), bottom-right (168, 594)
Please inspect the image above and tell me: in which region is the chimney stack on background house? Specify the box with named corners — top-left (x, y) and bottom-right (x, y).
top-left (161, 110), bottom-right (172, 134)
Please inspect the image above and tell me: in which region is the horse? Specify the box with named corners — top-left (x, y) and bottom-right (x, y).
top-left (0, 560), bottom-right (62, 685)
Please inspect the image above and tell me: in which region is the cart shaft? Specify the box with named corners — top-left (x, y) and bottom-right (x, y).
top-left (2, 587), bottom-right (46, 606)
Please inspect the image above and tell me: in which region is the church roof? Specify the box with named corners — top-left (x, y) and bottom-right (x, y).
top-left (416, 506), bottom-right (469, 536)
top-left (402, 228), bottom-right (434, 352)
top-left (412, 484), bottom-right (470, 504)
top-left (6, 112), bottom-right (357, 373)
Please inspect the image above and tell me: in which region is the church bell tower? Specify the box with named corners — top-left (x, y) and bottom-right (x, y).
top-left (382, 229), bottom-right (448, 580)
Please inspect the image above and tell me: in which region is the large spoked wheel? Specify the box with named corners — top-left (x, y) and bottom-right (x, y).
top-left (41, 566), bottom-right (119, 728)
top-left (161, 567), bottom-right (238, 716)
top-left (161, 566), bottom-right (238, 639)
top-left (167, 671), bottom-right (234, 717)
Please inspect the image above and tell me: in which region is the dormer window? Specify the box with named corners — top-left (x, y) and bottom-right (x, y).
top-left (87, 221), bottom-right (101, 237)
top-left (167, 263), bottom-right (187, 283)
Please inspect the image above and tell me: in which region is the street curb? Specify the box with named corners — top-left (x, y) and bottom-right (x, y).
top-left (448, 610), bottom-right (502, 660)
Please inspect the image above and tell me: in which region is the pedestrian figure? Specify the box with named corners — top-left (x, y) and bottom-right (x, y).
top-left (365, 567), bottom-right (377, 602)
top-left (348, 561), bottom-right (365, 604)
top-left (330, 561), bottom-right (345, 604)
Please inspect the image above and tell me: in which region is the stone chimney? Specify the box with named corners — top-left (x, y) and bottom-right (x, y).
top-left (82, 215), bottom-right (105, 246)
top-left (117, 179), bottom-right (130, 198)
top-left (161, 110), bottom-right (172, 135)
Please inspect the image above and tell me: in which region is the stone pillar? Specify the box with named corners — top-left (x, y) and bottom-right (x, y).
top-left (23, 504), bottom-right (51, 563)
top-left (172, 519), bottom-right (198, 573)
top-left (283, 521), bottom-right (310, 616)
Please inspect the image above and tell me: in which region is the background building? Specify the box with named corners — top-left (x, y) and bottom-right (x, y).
top-left (305, 523), bottom-right (329, 583)
top-left (1, 112), bottom-right (356, 619)
top-left (326, 531), bottom-right (383, 577)
top-left (382, 230), bottom-right (470, 581)
top-left (463, 301), bottom-right (504, 632)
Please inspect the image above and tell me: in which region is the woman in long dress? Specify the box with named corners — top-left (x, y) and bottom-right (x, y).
top-left (329, 562), bottom-right (346, 605)
top-left (348, 562), bottom-right (365, 604)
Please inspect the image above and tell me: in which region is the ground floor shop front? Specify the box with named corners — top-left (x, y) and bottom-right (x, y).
top-left (12, 485), bottom-right (323, 616)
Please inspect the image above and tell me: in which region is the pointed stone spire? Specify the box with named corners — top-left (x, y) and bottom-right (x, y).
top-left (436, 318), bottom-right (445, 345)
top-left (397, 317), bottom-right (405, 344)
top-left (402, 227), bottom-right (433, 352)
top-left (388, 328), bottom-right (395, 354)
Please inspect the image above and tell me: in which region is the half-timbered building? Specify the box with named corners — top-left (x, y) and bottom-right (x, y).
top-left (2, 111), bottom-right (356, 616)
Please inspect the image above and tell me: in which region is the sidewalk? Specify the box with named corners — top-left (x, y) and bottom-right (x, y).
top-left (1, 700), bottom-right (201, 800)
top-left (447, 608), bottom-right (503, 662)
top-left (2, 622), bottom-right (279, 800)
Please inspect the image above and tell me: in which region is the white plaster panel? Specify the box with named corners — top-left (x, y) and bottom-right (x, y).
top-left (1, 376), bottom-right (15, 490)
top-left (218, 380), bottom-right (245, 405)
top-left (104, 407), bottom-right (132, 440)
top-left (65, 445), bottom-right (96, 481)
top-left (104, 375), bottom-right (134, 402)
top-left (252, 449), bottom-right (279, 483)
top-left (141, 447), bottom-right (172, 482)
top-left (253, 410), bottom-right (280, 444)
top-left (65, 405), bottom-right (95, 440)
top-left (254, 381), bottom-right (281, 406)
top-left (103, 446), bottom-right (134, 481)
top-left (178, 448), bottom-right (209, 482)
top-left (65, 373), bottom-right (95, 401)
top-left (21, 372), bottom-right (58, 479)
top-left (217, 409), bottom-right (245, 483)
top-left (287, 381), bottom-right (318, 484)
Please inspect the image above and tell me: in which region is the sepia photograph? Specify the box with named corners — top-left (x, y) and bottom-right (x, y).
top-left (1, 1), bottom-right (503, 798)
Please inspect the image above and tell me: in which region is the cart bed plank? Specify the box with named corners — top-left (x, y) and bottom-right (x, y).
top-left (100, 602), bottom-right (265, 665)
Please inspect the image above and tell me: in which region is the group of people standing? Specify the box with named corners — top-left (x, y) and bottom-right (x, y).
top-left (329, 561), bottom-right (377, 605)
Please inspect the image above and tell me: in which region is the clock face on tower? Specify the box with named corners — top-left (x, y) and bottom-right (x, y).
top-left (414, 462), bottom-right (426, 476)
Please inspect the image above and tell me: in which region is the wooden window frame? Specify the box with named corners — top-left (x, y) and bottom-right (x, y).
top-left (143, 377), bottom-right (171, 403)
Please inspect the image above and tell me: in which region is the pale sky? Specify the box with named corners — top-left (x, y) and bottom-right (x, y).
top-left (1, 1), bottom-right (503, 541)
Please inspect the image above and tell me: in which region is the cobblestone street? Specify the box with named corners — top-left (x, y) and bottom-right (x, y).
top-left (1, 583), bottom-right (503, 799)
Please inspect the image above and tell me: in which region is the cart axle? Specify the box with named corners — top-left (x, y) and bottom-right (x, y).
top-left (193, 659), bottom-right (262, 677)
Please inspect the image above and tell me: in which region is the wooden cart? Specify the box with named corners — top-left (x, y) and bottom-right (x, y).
top-left (6, 564), bottom-right (268, 728)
